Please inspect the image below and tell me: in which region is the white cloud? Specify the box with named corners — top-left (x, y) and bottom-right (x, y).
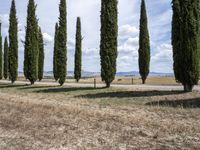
top-left (68, 39), bottom-right (75, 47)
top-left (43, 32), bottom-right (53, 43)
top-left (125, 37), bottom-right (138, 47)
top-left (118, 37), bottom-right (138, 53)
top-left (151, 43), bottom-right (173, 73)
top-left (119, 24), bottom-right (139, 38)
top-left (0, 14), bottom-right (9, 26)
top-left (0, 14), bottom-right (9, 35)
top-left (83, 48), bottom-right (98, 55)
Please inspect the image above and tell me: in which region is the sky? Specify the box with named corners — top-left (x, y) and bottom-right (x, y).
top-left (0, 0), bottom-right (173, 73)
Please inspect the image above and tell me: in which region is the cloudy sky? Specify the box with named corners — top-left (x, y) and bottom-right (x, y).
top-left (0, 0), bottom-right (172, 73)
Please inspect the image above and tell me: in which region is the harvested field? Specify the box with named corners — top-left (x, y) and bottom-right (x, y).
top-left (0, 83), bottom-right (200, 149)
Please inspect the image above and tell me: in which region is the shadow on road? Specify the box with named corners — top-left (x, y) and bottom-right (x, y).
top-left (77, 90), bottom-right (183, 98)
top-left (146, 98), bottom-right (200, 108)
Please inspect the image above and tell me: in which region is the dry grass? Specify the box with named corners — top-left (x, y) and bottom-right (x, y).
top-left (78, 76), bottom-right (178, 85)
top-left (0, 83), bottom-right (200, 149)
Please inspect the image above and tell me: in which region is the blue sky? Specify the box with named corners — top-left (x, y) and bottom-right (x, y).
top-left (0, 0), bottom-right (173, 73)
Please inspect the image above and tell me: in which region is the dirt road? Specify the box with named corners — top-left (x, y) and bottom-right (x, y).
top-left (1, 79), bottom-right (200, 91)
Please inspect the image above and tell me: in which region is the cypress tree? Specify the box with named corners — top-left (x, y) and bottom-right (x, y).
top-left (74, 17), bottom-right (82, 82)
top-left (3, 37), bottom-right (9, 79)
top-left (172, 0), bottom-right (181, 85)
top-left (53, 23), bottom-right (59, 81)
top-left (100, 0), bottom-right (118, 88)
top-left (172, 0), bottom-right (200, 92)
top-left (0, 23), bottom-right (2, 80)
top-left (57, 0), bottom-right (67, 86)
top-left (8, 0), bottom-right (18, 83)
top-left (138, 0), bottom-right (150, 84)
top-left (38, 27), bottom-right (44, 81)
top-left (24, 0), bottom-right (39, 85)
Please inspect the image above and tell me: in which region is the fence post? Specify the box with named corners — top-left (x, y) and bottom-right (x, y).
top-left (94, 78), bottom-right (96, 88)
top-left (132, 78), bottom-right (134, 85)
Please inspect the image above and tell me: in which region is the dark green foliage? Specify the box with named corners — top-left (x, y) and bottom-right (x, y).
top-left (138, 0), bottom-right (150, 84)
top-left (100, 0), bottom-right (118, 88)
top-left (53, 23), bottom-right (59, 81)
top-left (24, 0), bottom-right (39, 85)
top-left (172, 0), bottom-right (200, 92)
top-left (0, 23), bottom-right (2, 80)
top-left (38, 27), bottom-right (44, 81)
top-left (8, 0), bottom-right (18, 83)
top-left (74, 17), bottom-right (82, 82)
top-left (3, 37), bottom-right (9, 79)
top-left (57, 0), bottom-right (67, 86)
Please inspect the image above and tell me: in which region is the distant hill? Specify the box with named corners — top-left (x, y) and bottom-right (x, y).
top-left (44, 71), bottom-right (100, 77)
top-left (116, 71), bottom-right (173, 77)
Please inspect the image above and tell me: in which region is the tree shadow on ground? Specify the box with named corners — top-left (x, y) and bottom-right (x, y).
top-left (19, 86), bottom-right (57, 90)
top-left (77, 90), bottom-right (184, 99)
top-left (146, 98), bottom-right (200, 108)
top-left (0, 84), bottom-right (28, 89)
top-left (35, 87), bottom-right (105, 93)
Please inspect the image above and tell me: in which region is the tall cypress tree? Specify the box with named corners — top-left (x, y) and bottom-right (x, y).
top-left (74, 17), bottom-right (82, 82)
top-left (0, 23), bottom-right (2, 80)
top-left (38, 27), bottom-right (44, 81)
top-left (8, 0), bottom-right (18, 83)
top-left (138, 0), bottom-right (150, 84)
top-left (172, 0), bottom-right (200, 92)
top-left (3, 37), bottom-right (9, 79)
top-left (53, 23), bottom-right (59, 81)
top-left (172, 0), bottom-right (181, 85)
top-left (24, 0), bottom-right (39, 85)
top-left (57, 0), bottom-right (67, 86)
top-left (100, 0), bottom-right (118, 88)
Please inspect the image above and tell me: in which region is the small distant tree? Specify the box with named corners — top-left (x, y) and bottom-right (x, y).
top-left (3, 37), bottom-right (9, 79)
top-left (8, 0), bottom-right (18, 83)
top-left (138, 0), bottom-right (150, 84)
top-left (0, 23), bottom-right (2, 80)
top-left (100, 0), bottom-right (118, 88)
top-left (24, 0), bottom-right (39, 85)
top-left (172, 0), bottom-right (200, 92)
top-left (38, 27), bottom-right (44, 81)
top-left (74, 17), bottom-right (82, 82)
top-left (53, 23), bottom-right (59, 81)
top-left (57, 0), bottom-right (67, 86)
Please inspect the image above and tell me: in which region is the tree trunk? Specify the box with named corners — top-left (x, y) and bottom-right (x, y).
top-left (30, 81), bottom-right (35, 85)
top-left (184, 84), bottom-right (194, 92)
top-left (142, 77), bottom-right (146, 84)
top-left (106, 82), bottom-right (110, 88)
